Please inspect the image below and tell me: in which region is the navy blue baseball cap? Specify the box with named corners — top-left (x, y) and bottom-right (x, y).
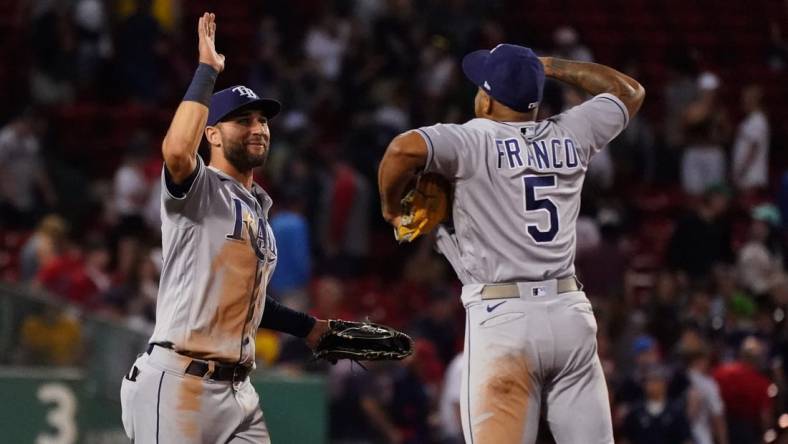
top-left (207, 85), bottom-right (281, 126)
top-left (462, 44), bottom-right (545, 113)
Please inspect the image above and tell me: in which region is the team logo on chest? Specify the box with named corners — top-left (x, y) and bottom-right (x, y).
top-left (225, 197), bottom-right (277, 262)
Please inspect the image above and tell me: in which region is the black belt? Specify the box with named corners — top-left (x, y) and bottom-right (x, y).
top-left (146, 343), bottom-right (251, 382)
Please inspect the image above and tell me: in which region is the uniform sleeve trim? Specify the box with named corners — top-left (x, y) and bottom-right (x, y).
top-left (414, 128), bottom-right (434, 173)
top-left (596, 94), bottom-right (629, 127)
top-left (260, 297), bottom-right (316, 337)
top-left (163, 155), bottom-right (203, 200)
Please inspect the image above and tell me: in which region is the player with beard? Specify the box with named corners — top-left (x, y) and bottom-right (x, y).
top-left (120, 13), bottom-right (330, 443)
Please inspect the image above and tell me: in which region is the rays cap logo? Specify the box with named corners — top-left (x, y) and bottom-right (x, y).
top-left (207, 85), bottom-right (282, 126)
top-left (462, 43), bottom-right (545, 113)
top-left (232, 86), bottom-right (259, 99)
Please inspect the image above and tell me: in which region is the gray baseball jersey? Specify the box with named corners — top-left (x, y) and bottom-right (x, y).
top-left (149, 155), bottom-right (278, 365)
top-left (416, 93), bottom-right (628, 284)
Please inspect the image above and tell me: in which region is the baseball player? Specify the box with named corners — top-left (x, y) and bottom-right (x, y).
top-left (120, 13), bottom-right (329, 443)
top-left (379, 44), bottom-right (645, 443)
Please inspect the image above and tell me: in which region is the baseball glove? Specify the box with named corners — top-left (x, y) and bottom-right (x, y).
top-left (395, 173), bottom-right (452, 243)
top-left (313, 320), bottom-right (414, 364)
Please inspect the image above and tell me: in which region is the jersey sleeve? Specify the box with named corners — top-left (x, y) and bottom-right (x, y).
top-left (415, 123), bottom-right (483, 179)
top-left (161, 155), bottom-right (212, 222)
top-left (553, 93), bottom-right (629, 162)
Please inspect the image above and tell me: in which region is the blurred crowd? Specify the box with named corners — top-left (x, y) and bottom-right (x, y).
top-left (1, 0), bottom-right (787, 443)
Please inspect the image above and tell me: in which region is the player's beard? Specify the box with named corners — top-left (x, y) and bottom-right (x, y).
top-left (223, 138), bottom-right (267, 172)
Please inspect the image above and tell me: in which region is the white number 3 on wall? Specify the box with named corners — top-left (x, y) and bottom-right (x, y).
top-left (36, 383), bottom-right (77, 444)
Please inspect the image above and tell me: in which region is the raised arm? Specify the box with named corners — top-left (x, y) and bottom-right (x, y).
top-left (161, 13), bottom-right (225, 183)
top-left (377, 131), bottom-right (429, 225)
top-left (539, 57), bottom-right (645, 118)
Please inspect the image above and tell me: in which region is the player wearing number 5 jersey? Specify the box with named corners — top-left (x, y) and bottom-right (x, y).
top-left (379, 44), bottom-right (644, 443)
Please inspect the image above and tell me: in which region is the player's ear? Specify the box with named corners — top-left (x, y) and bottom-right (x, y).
top-left (482, 91), bottom-right (493, 115)
top-left (205, 125), bottom-right (221, 146)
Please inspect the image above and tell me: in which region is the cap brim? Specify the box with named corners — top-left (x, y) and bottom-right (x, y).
top-left (210, 98), bottom-right (282, 126)
top-left (461, 50), bottom-right (490, 89)
top-left (226, 98), bottom-right (281, 120)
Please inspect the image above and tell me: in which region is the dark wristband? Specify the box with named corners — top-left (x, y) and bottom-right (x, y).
top-left (260, 297), bottom-right (317, 338)
top-left (183, 63), bottom-right (218, 106)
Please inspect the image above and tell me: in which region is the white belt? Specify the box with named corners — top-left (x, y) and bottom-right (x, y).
top-left (480, 276), bottom-right (581, 300)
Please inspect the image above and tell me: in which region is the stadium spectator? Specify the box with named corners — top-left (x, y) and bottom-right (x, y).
top-left (112, 131), bottom-right (154, 237)
top-left (680, 282), bottom-right (717, 336)
top-left (667, 185), bottom-right (733, 279)
top-left (662, 50), bottom-right (698, 151)
top-left (646, 270), bottom-right (685, 350)
top-left (732, 85), bottom-right (770, 193)
top-left (328, 360), bottom-right (388, 442)
top-left (72, 0), bottom-right (112, 92)
top-left (614, 334), bottom-right (661, 424)
top-left (576, 209), bottom-right (629, 298)
top-left (304, 14), bottom-right (351, 81)
top-left (437, 352), bottom-right (463, 444)
top-left (552, 26), bottom-right (594, 62)
top-left (0, 109), bottom-right (56, 228)
top-left (248, 16), bottom-right (283, 99)
top-left (410, 290), bottom-right (461, 365)
top-left (681, 343), bottom-right (729, 444)
top-left (115, 0), bottom-right (165, 102)
top-left (269, 187), bottom-right (312, 304)
top-left (767, 20), bottom-right (788, 71)
top-left (737, 204), bottom-right (783, 296)
top-left (621, 365), bottom-right (693, 444)
top-left (102, 246), bottom-right (158, 329)
top-left (29, 1), bottom-right (76, 104)
top-left (713, 336), bottom-right (774, 444)
top-left (360, 355), bottom-right (431, 444)
top-left (33, 237), bottom-right (111, 308)
top-left (316, 150), bottom-right (371, 276)
top-left (680, 72), bottom-right (731, 196)
top-left (19, 214), bottom-right (69, 282)
top-left (16, 305), bottom-right (82, 366)
top-left (310, 276), bottom-right (354, 321)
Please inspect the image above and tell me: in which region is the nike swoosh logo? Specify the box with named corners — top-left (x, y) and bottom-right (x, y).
top-left (486, 301), bottom-right (507, 313)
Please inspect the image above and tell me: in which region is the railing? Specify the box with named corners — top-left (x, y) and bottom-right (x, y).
top-left (0, 283), bottom-right (150, 402)
top-left (0, 284), bottom-right (327, 443)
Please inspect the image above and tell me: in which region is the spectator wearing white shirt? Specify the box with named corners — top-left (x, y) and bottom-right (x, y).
top-left (680, 72), bottom-right (730, 196)
top-left (438, 353), bottom-right (463, 444)
top-left (684, 346), bottom-right (728, 444)
top-left (553, 26), bottom-right (594, 62)
top-left (737, 204), bottom-right (783, 296)
top-left (0, 109), bottom-right (56, 227)
top-left (111, 132), bottom-right (153, 235)
top-left (113, 157), bottom-right (148, 218)
top-left (732, 85), bottom-right (770, 192)
top-left (303, 14), bottom-right (350, 81)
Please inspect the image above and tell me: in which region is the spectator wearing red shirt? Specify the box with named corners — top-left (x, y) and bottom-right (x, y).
top-left (309, 276), bottom-right (356, 321)
top-left (33, 239), bottom-right (111, 308)
top-left (317, 151), bottom-right (371, 276)
top-left (712, 336), bottom-right (773, 444)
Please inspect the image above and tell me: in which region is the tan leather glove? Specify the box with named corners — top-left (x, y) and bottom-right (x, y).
top-left (394, 173), bottom-right (452, 243)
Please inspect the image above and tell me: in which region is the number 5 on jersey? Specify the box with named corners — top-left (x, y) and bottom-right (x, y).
top-left (523, 175), bottom-right (559, 243)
